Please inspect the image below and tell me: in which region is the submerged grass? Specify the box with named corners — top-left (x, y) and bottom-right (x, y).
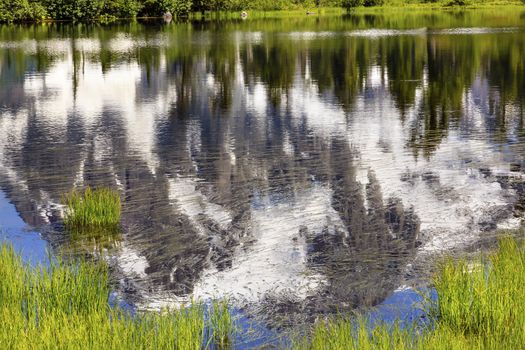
top-left (0, 242), bottom-right (234, 349)
top-left (62, 187), bottom-right (121, 230)
top-left (297, 235), bottom-right (525, 349)
top-left (62, 225), bottom-right (123, 253)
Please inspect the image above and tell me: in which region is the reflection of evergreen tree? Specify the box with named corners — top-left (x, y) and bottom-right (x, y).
top-left (408, 35), bottom-right (477, 158)
top-left (303, 140), bottom-right (419, 314)
top-left (309, 37), bottom-right (371, 111)
top-left (381, 35), bottom-right (426, 118)
top-left (206, 32), bottom-right (237, 111)
top-left (483, 35), bottom-right (525, 142)
top-left (241, 37), bottom-right (298, 106)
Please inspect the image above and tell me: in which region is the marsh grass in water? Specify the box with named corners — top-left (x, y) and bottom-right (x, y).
top-left (62, 187), bottom-right (121, 230)
top-left (296, 235), bottom-right (525, 349)
top-left (208, 299), bottom-right (236, 348)
top-left (0, 242), bottom-right (235, 349)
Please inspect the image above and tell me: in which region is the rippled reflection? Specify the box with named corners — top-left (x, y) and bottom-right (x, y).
top-left (1, 12), bottom-right (525, 323)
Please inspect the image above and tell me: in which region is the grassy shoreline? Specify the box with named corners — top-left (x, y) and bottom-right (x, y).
top-left (0, 242), bottom-right (235, 349)
top-left (298, 234), bottom-right (525, 349)
top-left (2, 233), bottom-right (525, 348)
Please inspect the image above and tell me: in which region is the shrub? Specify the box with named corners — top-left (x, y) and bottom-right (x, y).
top-left (172, 0), bottom-right (192, 16)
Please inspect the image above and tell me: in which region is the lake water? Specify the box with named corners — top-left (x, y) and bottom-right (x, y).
top-left (1, 9), bottom-right (525, 333)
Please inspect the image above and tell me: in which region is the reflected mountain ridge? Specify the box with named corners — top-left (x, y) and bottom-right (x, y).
top-left (1, 12), bottom-right (525, 326)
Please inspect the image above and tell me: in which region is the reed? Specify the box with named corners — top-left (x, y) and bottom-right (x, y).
top-left (296, 235), bottom-right (525, 349)
top-left (0, 242), bottom-right (232, 349)
top-left (62, 187), bottom-right (121, 229)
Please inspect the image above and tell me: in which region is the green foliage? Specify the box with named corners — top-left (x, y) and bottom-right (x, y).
top-left (62, 187), bottom-right (121, 230)
top-left (297, 235), bottom-right (525, 349)
top-left (191, 0), bottom-right (319, 12)
top-left (0, 0), bottom-right (46, 22)
top-left (172, 0), bottom-right (193, 16)
top-left (211, 0), bottom-right (249, 11)
top-left (140, 0), bottom-right (192, 16)
top-left (103, 0), bottom-right (142, 18)
top-left (43, 0), bottom-right (105, 20)
top-left (0, 241), bottom-right (237, 349)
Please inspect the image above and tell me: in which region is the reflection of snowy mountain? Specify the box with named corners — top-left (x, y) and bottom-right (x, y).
top-left (0, 27), bottom-right (524, 317)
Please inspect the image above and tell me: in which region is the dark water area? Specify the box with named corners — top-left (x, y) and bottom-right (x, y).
top-left (1, 9), bottom-right (525, 336)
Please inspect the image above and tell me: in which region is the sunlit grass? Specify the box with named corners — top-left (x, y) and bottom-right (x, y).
top-left (62, 187), bottom-right (121, 230)
top-left (0, 242), bottom-right (234, 349)
top-left (351, 0), bottom-right (524, 10)
top-left (296, 235), bottom-right (525, 349)
top-left (429, 236), bottom-right (525, 348)
top-left (209, 299), bottom-right (236, 348)
top-left (294, 318), bottom-right (417, 350)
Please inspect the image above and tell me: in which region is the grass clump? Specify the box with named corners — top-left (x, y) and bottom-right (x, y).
top-left (294, 317), bottom-right (415, 350)
top-left (430, 236), bottom-right (525, 348)
top-left (62, 187), bottom-right (121, 230)
top-left (209, 299), bottom-right (236, 348)
top-left (0, 242), bottom-right (234, 349)
top-left (296, 235), bottom-right (525, 349)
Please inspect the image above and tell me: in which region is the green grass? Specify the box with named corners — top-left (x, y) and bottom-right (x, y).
top-left (294, 318), bottom-right (417, 350)
top-left (349, 1), bottom-right (525, 11)
top-left (0, 242), bottom-right (234, 349)
top-left (62, 187), bottom-right (121, 230)
top-left (209, 299), bottom-right (236, 348)
top-left (296, 235), bottom-right (525, 349)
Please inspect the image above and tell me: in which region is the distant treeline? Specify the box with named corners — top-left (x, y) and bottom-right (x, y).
top-left (0, 0), bottom-right (340, 22)
top-left (0, 0), bottom-right (523, 23)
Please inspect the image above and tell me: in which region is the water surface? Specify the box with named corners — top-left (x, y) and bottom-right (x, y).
top-left (1, 10), bottom-right (525, 329)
